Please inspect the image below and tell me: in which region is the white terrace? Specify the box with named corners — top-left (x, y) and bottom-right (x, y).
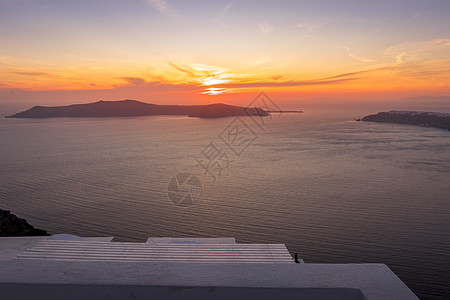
top-left (0, 235), bottom-right (418, 300)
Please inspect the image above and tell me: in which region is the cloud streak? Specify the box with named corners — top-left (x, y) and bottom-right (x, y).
top-left (344, 47), bottom-right (375, 63)
top-left (121, 77), bottom-right (147, 86)
top-left (169, 61), bottom-right (231, 86)
top-left (214, 1), bottom-right (235, 28)
top-left (323, 67), bottom-right (393, 80)
top-left (383, 38), bottom-right (450, 64)
top-left (12, 71), bottom-right (54, 76)
top-left (296, 19), bottom-right (329, 38)
top-left (143, 0), bottom-right (176, 17)
top-left (259, 22), bottom-right (274, 35)
top-left (169, 62), bottom-right (196, 77)
top-left (214, 78), bottom-right (357, 88)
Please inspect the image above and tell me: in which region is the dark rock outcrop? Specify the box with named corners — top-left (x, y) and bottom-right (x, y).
top-left (0, 209), bottom-right (49, 237)
top-left (5, 100), bottom-right (269, 119)
top-left (361, 111), bottom-right (450, 131)
top-left (188, 103), bottom-right (269, 118)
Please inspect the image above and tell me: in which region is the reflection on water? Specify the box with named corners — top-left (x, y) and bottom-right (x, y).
top-left (1, 110), bottom-right (449, 299)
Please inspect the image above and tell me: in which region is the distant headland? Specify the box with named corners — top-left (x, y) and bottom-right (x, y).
top-left (360, 111), bottom-right (450, 131)
top-left (5, 100), bottom-right (269, 119)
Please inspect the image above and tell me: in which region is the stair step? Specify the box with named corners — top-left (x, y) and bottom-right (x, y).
top-left (16, 257), bottom-right (293, 263)
top-left (15, 240), bottom-right (296, 263)
top-left (38, 240), bottom-right (285, 247)
top-left (146, 237), bottom-right (236, 244)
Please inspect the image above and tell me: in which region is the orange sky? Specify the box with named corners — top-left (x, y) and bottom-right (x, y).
top-left (1, 1), bottom-right (450, 106)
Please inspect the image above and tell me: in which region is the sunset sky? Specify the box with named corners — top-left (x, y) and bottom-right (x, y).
top-left (1, 0), bottom-right (450, 107)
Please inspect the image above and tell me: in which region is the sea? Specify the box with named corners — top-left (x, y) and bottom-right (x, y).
top-left (1, 102), bottom-right (449, 299)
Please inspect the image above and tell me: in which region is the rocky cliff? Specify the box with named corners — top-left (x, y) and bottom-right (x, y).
top-left (361, 111), bottom-right (450, 130)
top-left (0, 209), bottom-right (49, 237)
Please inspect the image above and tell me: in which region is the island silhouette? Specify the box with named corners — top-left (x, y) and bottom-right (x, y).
top-left (5, 100), bottom-right (269, 119)
top-left (360, 111), bottom-right (450, 131)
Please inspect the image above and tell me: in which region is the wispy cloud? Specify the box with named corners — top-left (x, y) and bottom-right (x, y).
top-left (215, 77), bottom-right (357, 89)
top-left (296, 19), bottom-right (328, 38)
top-left (121, 77), bottom-right (147, 86)
top-left (168, 61), bottom-right (354, 94)
top-left (323, 67), bottom-right (395, 80)
top-left (169, 62), bottom-right (231, 86)
top-left (169, 62), bottom-right (196, 77)
top-left (404, 68), bottom-right (450, 78)
top-left (0, 53), bottom-right (16, 67)
top-left (383, 38), bottom-right (450, 64)
top-left (168, 61), bottom-right (393, 92)
top-left (143, 0), bottom-right (176, 17)
top-left (394, 53), bottom-right (407, 64)
top-left (343, 47), bottom-right (375, 63)
top-left (0, 53), bottom-right (10, 62)
top-left (259, 22), bottom-right (274, 35)
top-left (211, 66), bottom-right (405, 89)
top-left (214, 1), bottom-right (235, 28)
top-left (12, 71), bottom-right (54, 76)
top-left (271, 75), bottom-right (283, 81)
top-left (222, 1), bottom-right (235, 15)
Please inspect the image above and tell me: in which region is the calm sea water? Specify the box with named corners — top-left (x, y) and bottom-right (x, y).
top-left (1, 108), bottom-right (449, 299)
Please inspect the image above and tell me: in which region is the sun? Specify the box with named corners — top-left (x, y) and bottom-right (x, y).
top-left (202, 87), bottom-right (228, 95)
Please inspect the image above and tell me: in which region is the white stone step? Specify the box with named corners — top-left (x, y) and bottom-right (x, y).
top-left (146, 237), bottom-right (236, 244)
top-left (82, 237), bottom-right (114, 242)
top-left (32, 243), bottom-right (287, 249)
top-left (19, 248), bottom-right (291, 255)
top-left (16, 256), bottom-right (293, 263)
top-left (15, 240), bottom-right (295, 263)
top-left (31, 241), bottom-right (288, 250)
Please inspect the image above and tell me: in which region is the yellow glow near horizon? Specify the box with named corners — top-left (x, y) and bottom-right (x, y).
top-left (202, 87), bottom-right (230, 95)
top-left (201, 77), bottom-right (229, 86)
top-left (2, 45), bottom-right (450, 95)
